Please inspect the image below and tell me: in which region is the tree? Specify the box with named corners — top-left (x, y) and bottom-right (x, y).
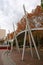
top-left (41, 0), bottom-right (43, 8)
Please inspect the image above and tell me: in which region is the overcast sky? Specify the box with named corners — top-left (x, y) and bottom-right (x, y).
top-left (0, 0), bottom-right (41, 34)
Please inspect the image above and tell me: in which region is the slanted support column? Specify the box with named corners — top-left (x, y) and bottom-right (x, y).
top-left (22, 4), bottom-right (40, 60)
top-left (22, 23), bottom-right (27, 60)
top-left (15, 36), bottom-right (20, 54)
top-left (22, 5), bottom-right (33, 61)
top-left (29, 35), bottom-right (33, 58)
top-left (13, 23), bottom-right (20, 54)
top-left (30, 32), bottom-right (40, 60)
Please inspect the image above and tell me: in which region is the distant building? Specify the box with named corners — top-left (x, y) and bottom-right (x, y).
top-left (0, 29), bottom-right (6, 41)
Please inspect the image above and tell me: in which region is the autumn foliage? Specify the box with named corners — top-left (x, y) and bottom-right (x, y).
top-left (16, 6), bottom-right (43, 34)
top-left (7, 6), bottom-right (43, 40)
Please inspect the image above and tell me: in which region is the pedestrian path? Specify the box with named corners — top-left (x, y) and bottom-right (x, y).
top-left (1, 51), bottom-right (16, 65)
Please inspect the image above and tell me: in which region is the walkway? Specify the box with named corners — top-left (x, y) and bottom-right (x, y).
top-left (10, 48), bottom-right (43, 65)
top-left (1, 50), bottom-right (16, 65)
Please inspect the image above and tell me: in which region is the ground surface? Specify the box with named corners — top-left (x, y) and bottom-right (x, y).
top-left (0, 48), bottom-right (43, 65)
top-left (10, 48), bottom-right (43, 65)
top-left (0, 50), bottom-right (3, 65)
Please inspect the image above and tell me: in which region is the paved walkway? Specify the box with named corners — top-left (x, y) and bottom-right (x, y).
top-left (0, 50), bottom-right (3, 65)
top-left (0, 48), bottom-right (43, 65)
top-left (10, 48), bottom-right (43, 65)
top-left (1, 50), bottom-right (16, 65)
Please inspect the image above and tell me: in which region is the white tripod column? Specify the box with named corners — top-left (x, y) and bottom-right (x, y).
top-left (13, 23), bottom-right (20, 54)
top-left (29, 34), bottom-right (33, 58)
top-left (22, 24), bottom-right (27, 60)
top-left (22, 5), bottom-right (40, 60)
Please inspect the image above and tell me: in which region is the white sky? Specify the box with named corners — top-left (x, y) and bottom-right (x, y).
top-left (0, 0), bottom-right (41, 34)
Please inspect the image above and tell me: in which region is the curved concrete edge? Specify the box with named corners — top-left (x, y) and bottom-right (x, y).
top-left (16, 27), bottom-right (43, 37)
